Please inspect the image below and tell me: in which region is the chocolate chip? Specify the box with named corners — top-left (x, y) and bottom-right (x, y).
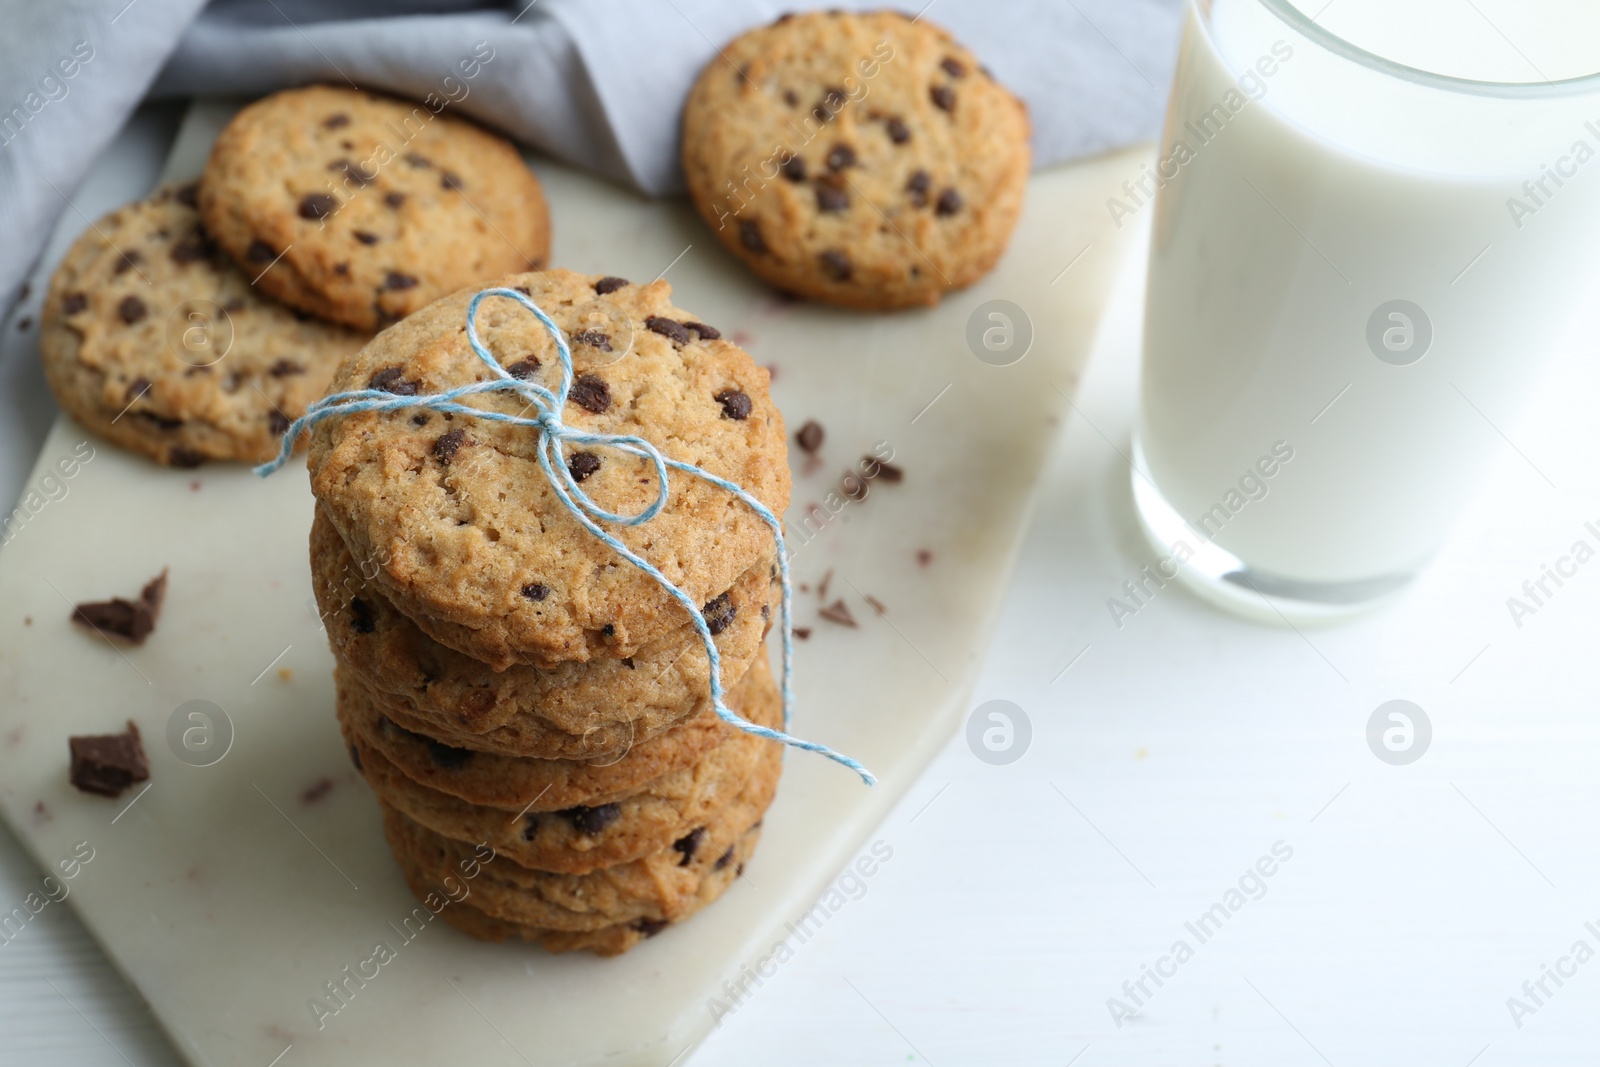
top-left (820, 249), bottom-right (852, 281)
top-left (702, 592), bottom-right (737, 635)
top-left (67, 721), bottom-right (149, 798)
top-left (384, 192), bottom-right (407, 209)
top-left (827, 144), bottom-right (857, 171)
top-left (353, 230), bottom-right (379, 245)
top-left (411, 413), bottom-right (429, 426)
top-left (71, 570), bottom-right (167, 646)
top-left (118, 296), bottom-right (147, 325)
top-left (269, 359), bottom-right (304, 377)
top-left (506, 358), bottom-right (540, 379)
top-left (324, 113), bottom-right (351, 128)
top-left (383, 271), bottom-right (418, 290)
top-left (299, 193), bottom-right (337, 220)
top-left (329, 159), bottom-right (374, 187)
top-left (906, 169), bottom-right (932, 207)
top-left (368, 365), bottom-right (419, 395)
top-left (125, 377), bottom-right (151, 403)
top-left (936, 188), bottom-right (964, 216)
top-left (432, 428), bottom-right (468, 465)
top-left (820, 599), bottom-right (857, 627)
top-left (521, 583), bottom-right (549, 601)
top-left (572, 329), bottom-right (611, 351)
top-left (269, 411), bottom-right (291, 434)
top-left (168, 447), bottom-right (206, 468)
top-left (170, 230), bottom-right (215, 265)
top-left (16, 316), bottom-right (30, 331)
top-left (521, 815), bottom-right (539, 840)
top-left (348, 744), bottom-right (362, 771)
top-left (440, 171), bottom-right (465, 191)
top-left (404, 152), bottom-right (432, 168)
top-left (427, 741), bottom-right (472, 768)
top-left (796, 420), bottom-right (824, 453)
top-left (739, 218), bottom-right (768, 254)
top-left (602, 623), bottom-right (615, 637)
top-left (349, 597), bottom-right (376, 633)
top-left (113, 249), bottom-right (144, 276)
top-left (886, 117), bottom-right (911, 144)
top-left (813, 86), bottom-right (847, 124)
top-left (246, 240), bottom-right (277, 263)
top-left (941, 56), bottom-right (968, 77)
top-left (62, 293), bottom-right (87, 315)
top-left (783, 88), bottom-right (799, 106)
top-left (646, 316), bottom-right (691, 344)
top-left (715, 389), bottom-right (752, 420)
top-left (781, 156), bottom-right (807, 182)
top-left (567, 451), bottom-right (601, 482)
top-left (560, 803), bottom-right (621, 835)
top-left (632, 917), bottom-right (669, 937)
top-left (714, 845), bottom-right (736, 871)
top-left (622, 657), bottom-right (635, 669)
top-left (594, 276), bottom-right (629, 294)
top-left (175, 181), bottom-right (200, 206)
top-left (569, 373), bottom-right (610, 413)
top-left (931, 85), bottom-right (956, 112)
top-left (815, 185), bottom-right (849, 213)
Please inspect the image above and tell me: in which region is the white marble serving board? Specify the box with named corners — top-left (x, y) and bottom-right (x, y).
top-left (0, 101), bottom-right (1141, 1067)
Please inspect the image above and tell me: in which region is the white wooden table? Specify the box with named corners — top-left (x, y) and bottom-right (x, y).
top-left (6, 107), bottom-right (1600, 1067)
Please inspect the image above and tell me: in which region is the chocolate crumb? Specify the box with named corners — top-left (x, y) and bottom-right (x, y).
top-left (916, 549), bottom-right (934, 567)
top-left (796, 420), bottom-right (824, 453)
top-left (702, 592), bottom-right (737, 635)
top-left (794, 626), bottom-right (812, 639)
top-left (300, 777), bottom-right (334, 804)
top-left (67, 721), bottom-right (149, 798)
top-left (594, 276), bottom-right (629, 294)
top-left (715, 389), bottom-right (752, 420)
top-left (818, 569), bottom-right (833, 598)
top-left (567, 451), bottom-right (602, 482)
top-left (349, 597), bottom-right (376, 633)
top-left (522, 583), bottom-right (549, 601)
top-left (561, 803), bottom-right (621, 835)
top-left (569, 373), bottom-right (611, 413)
top-left (819, 599), bottom-right (857, 627)
top-left (868, 456), bottom-right (905, 482)
top-left (673, 827), bottom-right (707, 866)
top-left (72, 569), bottom-right (168, 645)
top-left (432, 428), bottom-right (468, 465)
top-left (866, 594), bottom-right (887, 615)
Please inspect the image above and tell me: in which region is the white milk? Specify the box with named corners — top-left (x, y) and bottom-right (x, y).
top-left (1135, 0), bottom-right (1600, 601)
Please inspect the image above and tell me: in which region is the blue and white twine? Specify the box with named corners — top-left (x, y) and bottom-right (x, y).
top-left (258, 286), bottom-right (874, 785)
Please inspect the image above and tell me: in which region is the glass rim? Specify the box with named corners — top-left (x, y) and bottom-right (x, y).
top-left (1222, 0), bottom-right (1600, 98)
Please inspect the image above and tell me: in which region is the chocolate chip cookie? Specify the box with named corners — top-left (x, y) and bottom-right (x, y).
top-left (199, 85), bottom-right (550, 331)
top-left (38, 183), bottom-right (367, 466)
top-left (682, 10), bottom-right (1031, 309)
top-left (343, 655), bottom-right (777, 873)
top-left (312, 508), bottom-right (776, 759)
top-left (307, 268), bottom-right (790, 670)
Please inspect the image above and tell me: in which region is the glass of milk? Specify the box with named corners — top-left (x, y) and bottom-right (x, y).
top-left (1133, 0), bottom-right (1600, 622)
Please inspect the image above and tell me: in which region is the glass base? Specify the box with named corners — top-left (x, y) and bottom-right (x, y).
top-left (1130, 439), bottom-right (1415, 626)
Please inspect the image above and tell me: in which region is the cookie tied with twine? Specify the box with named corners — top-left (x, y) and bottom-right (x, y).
top-left (261, 283), bottom-right (873, 784)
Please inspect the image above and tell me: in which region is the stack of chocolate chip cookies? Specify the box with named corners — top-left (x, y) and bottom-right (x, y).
top-left (308, 268), bottom-right (792, 955)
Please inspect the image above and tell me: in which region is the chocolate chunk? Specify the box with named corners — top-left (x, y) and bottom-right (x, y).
top-left (62, 293), bottom-right (87, 315)
top-left (432, 428), bottom-right (468, 465)
top-left (686, 321), bottom-right (721, 340)
top-left (781, 155), bottom-right (807, 182)
top-left (299, 193), bottom-right (337, 220)
top-left (931, 85), bottom-right (957, 112)
top-left (118, 296), bottom-right (147, 325)
top-left (714, 845), bottom-right (736, 871)
top-left (632, 917), bottom-right (669, 937)
top-left (324, 113), bottom-right (351, 129)
top-left (168, 447), bottom-right (206, 468)
top-left (796, 419), bottom-right (824, 453)
top-left (646, 316), bottom-right (691, 344)
top-left (567, 451), bottom-right (601, 482)
top-left (560, 803), bottom-right (621, 835)
top-left (506, 358), bottom-right (540, 379)
top-left (940, 57), bottom-right (968, 77)
top-left (906, 169), bottom-right (931, 207)
top-left (174, 182), bottom-right (200, 206)
top-left (383, 271), bottom-right (418, 290)
top-left (572, 329), bottom-right (611, 351)
top-left (368, 365), bottom-right (418, 395)
top-left (440, 171), bottom-right (465, 191)
top-left (384, 191), bottom-right (407, 209)
top-left (569, 373), bottom-right (611, 413)
top-left (427, 741), bottom-right (473, 768)
top-left (936, 188), bottom-right (964, 217)
top-left (114, 249), bottom-right (144, 275)
top-left (349, 597), bottom-right (376, 633)
top-left (827, 144), bottom-right (857, 171)
top-left (521, 583), bottom-right (549, 601)
top-left (404, 152), bottom-right (432, 168)
top-left (246, 240), bottom-right (277, 263)
top-left (125, 377), bottom-right (151, 403)
top-left (815, 185), bottom-right (849, 213)
top-left (820, 249), bottom-right (853, 281)
top-left (521, 815), bottom-right (539, 841)
top-left (71, 569), bottom-right (168, 646)
top-left (268, 410), bottom-right (291, 434)
top-left (739, 218), bottom-right (768, 254)
top-left (269, 359), bottom-right (304, 377)
top-left (819, 599), bottom-right (857, 627)
top-left (593, 276), bottom-right (629, 294)
top-left (702, 592), bottom-right (737, 635)
top-left (352, 230), bottom-right (380, 245)
top-left (886, 117), bottom-right (911, 144)
top-left (715, 389), bottom-right (752, 420)
top-left (67, 721), bottom-right (149, 798)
